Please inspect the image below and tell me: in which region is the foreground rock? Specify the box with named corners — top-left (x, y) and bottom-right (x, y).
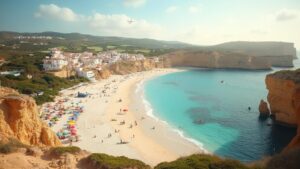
top-left (265, 70), bottom-right (300, 126)
top-left (259, 99), bottom-right (270, 117)
top-left (0, 87), bottom-right (61, 146)
top-left (264, 69), bottom-right (300, 151)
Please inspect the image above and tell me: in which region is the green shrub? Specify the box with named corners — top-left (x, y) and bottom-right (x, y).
top-left (0, 139), bottom-right (28, 154)
top-left (50, 146), bottom-right (81, 156)
top-left (155, 154), bottom-right (254, 169)
top-left (209, 159), bottom-right (250, 169)
top-left (87, 153), bottom-right (150, 169)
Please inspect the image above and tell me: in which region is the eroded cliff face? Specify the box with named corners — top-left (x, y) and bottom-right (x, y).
top-left (94, 59), bottom-right (166, 80)
top-left (165, 42), bottom-right (296, 69)
top-left (266, 77), bottom-right (297, 126)
top-left (266, 72), bottom-right (300, 126)
top-left (165, 50), bottom-right (271, 69)
top-left (0, 87), bottom-right (61, 146)
top-left (265, 69), bottom-right (300, 151)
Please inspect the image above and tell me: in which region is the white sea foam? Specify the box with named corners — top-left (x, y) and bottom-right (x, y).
top-left (136, 77), bottom-right (209, 153)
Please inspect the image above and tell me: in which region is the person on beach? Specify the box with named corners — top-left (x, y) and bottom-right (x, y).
top-left (134, 121), bottom-right (137, 126)
top-left (152, 126), bottom-right (155, 130)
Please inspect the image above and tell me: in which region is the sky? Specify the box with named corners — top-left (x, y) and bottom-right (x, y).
top-left (0, 0), bottom-right (300, 48)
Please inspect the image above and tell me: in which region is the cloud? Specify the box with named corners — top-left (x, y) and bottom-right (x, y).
top-left (34, 4), bottom-right (163, 38)
top-left (35, 4), bottom-right (79, 22)
top-left (87, 13), bottom-right (163, 38)
top-left (165, 6), bottom-right (178, 13)
top-left (188, 6), bottom-right (199, 14)
top-left (275, 9), bottom-right (299, 22)
top-left (123, 0), bottom-right (146, 8)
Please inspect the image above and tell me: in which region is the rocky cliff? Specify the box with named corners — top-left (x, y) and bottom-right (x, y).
top-left (215, 41), bottom-right (297, 62)
top-left (265, 69), bottom-right (300, 150)
top-left (94, 58), bottom-right (166, 80)
top-left (165, 50), bottom-right (271, 69)
top-left (165, 41), bottom-right (296, 69)
top-left (0, 87), bottom-right (61, 146)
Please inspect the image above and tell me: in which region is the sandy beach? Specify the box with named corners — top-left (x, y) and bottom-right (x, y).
top-left (41, 68), bottom-right (204, 166)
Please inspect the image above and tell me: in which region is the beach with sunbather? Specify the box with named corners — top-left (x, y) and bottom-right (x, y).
top-left (40, 68), bottom-right (202, 166)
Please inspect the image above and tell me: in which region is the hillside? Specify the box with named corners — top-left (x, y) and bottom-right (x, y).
top-left (0, 31), bottom-right (192, 49)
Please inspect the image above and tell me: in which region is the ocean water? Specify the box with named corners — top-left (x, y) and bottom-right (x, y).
top-left (143, 62), bottom-right (300, 162)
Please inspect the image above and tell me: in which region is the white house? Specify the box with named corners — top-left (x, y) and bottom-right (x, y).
top-left (43, 58), bottom-right (68, 71)
top-left (75, 68), bottom-right (96, 81)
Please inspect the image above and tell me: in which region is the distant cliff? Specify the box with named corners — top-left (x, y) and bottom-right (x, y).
top-left (0, 87), bottom-right (61, 146)
top-left (165, 50), bottom-right (271, 69)
top-left (265, 69), bottom-right (300, 151)
top-left (215, 41), bottom-right (297, 62)
top-left (165, 41), bottom-right (297, 69)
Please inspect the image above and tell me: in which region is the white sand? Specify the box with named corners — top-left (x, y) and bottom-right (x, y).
top-left (42, 68), bottom-right (204, 166)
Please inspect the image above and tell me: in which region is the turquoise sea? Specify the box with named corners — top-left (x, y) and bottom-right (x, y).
top-left (144, 60), bottom-right (300, 162)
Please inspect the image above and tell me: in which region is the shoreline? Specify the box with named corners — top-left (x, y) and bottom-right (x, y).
top-left (41, 68), bottom-right (205, 166)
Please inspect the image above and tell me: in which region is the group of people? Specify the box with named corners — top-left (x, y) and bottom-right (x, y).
top-left (41, 95), bottom-right (85, 144)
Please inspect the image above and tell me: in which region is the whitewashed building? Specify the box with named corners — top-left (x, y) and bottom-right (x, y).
top-left (75, 68), bottom-right (96, 81)
top-left (43, 58), bottom-right (68, 71)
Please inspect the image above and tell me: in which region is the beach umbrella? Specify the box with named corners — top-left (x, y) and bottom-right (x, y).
top-left (62, 130), bottom-right (69, 135)
top-left (68, 121), bottom-right (75, 125)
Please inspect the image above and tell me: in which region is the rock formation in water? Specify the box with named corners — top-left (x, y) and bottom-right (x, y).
top-left (264, 69), bottom-right (300, 151)
top-left (259, 99), bottom-right (270, 117)
top-left (0, 87), bottom-right (61, 146)
top-left (165, 41), bottom-right (296, 69)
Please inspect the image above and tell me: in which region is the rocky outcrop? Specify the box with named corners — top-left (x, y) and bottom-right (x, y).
top-left (94, 69), bottom-right (111, 80)
top-left (94, 58), bottom-right (166, 80)
top-left (285, 87), bottom-right (300, 151)
top-left (109, 59), bottom-right (165, 75)
top-left (265, 70), bottom-right (300, 126)
top-left (0, 87), bottom-right (61, 146)
top-left (259, 99), bottom-right (270, 117)
top-left (264, 69), bottom-right (300, 151)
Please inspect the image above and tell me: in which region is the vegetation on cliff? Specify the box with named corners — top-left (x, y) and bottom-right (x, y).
top-left (267, 68), bottom-right (300, 83)
top-left (0, 52), bottom-right (87, 105)
top-left (50, 146), bottom-right (81, 156)
top-left (155, 154), bottom-right (262, 169)
top-left (0, 138), bottom-right (28, 154)
top-left (86, 153), bottom-right (151, 169)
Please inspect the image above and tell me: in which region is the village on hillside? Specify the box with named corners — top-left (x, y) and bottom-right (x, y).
top-left (43, 48), bottom-right (160, 81)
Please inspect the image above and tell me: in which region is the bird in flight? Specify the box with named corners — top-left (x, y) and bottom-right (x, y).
top-left (128, 19), bottom-right (134, 24)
